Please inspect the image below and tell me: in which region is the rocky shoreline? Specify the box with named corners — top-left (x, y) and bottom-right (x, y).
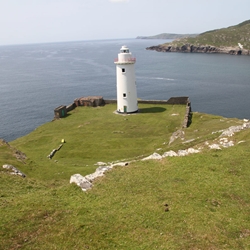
top-left (146, 43), bottom-right (250, 55)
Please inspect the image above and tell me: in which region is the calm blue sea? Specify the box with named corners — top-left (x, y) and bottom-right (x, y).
top-left (1, 38), bottom-right (250, 142)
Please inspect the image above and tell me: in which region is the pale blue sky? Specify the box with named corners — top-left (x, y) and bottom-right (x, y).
top-left (0, 0), bottom-right (249, 45)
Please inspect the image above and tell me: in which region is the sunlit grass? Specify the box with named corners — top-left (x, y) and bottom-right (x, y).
top-left (1, 103), bottom-right (250, 249)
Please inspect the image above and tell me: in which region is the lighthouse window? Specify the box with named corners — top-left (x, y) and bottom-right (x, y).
top-left (123, 93), bottom-right (126, 98)
top-left (122, 68), bottom-right (125, 73)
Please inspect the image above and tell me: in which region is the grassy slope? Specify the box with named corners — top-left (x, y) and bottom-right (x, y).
top-left (1, 103), bottom-right (250, 249)
top-left (8, 103), bottom-right (186, 182)
top-left (165, 20), bottom-right (250, 50)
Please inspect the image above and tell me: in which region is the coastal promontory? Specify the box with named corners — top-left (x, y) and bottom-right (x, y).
top-left (146, 20), bottom-right (250, 55)
top-left (136, 33), bottom-right (197, 40)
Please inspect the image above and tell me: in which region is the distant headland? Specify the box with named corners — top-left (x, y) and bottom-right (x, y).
top-left (136, 33), bottom-right (198, 40)
top-left (145, 20), bottom-right (250, 55)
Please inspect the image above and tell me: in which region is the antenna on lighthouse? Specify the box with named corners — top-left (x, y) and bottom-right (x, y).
top-left (114, 46), bottom-right (138, 113)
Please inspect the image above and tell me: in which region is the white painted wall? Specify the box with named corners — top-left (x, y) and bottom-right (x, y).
top-left (115, 46), bottom-right (138, 113)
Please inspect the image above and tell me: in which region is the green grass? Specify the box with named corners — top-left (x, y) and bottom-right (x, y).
top-left (1, 103), bottom-right (250, 249)
top-left (9, 103), bottom-right (186, 181)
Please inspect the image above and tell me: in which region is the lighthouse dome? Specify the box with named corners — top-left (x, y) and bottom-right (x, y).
top-left (120, 45), bottom-right (129, 53)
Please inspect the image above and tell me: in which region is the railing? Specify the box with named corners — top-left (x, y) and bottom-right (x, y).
top-left (114, 58), bottom-right (136, 63)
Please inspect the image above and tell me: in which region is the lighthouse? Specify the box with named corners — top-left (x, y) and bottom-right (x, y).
top-left (114, 45), bottom-right (138, 113)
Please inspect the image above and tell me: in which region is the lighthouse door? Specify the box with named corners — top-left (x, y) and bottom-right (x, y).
top-left (124, 106), bottom-right (127, 113)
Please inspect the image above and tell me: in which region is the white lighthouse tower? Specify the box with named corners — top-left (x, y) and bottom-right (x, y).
top-left (114, 45), bottom-right (138, 113)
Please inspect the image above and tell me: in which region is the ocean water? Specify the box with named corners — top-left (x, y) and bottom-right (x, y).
top-left (1, 38), bottom-right (250, 142)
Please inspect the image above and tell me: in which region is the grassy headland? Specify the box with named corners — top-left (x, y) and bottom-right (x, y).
top-left (146, 20), bottom-right (250, 54)
top-left (171, 20), bottom-right (250, 50)
top-left (1, 103), bottom-right (250, 249)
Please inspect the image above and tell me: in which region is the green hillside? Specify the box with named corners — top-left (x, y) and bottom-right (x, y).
top-left (169, 20), bottom-right (250, 50)
top-left (1, 103), bottom-right (250, 249)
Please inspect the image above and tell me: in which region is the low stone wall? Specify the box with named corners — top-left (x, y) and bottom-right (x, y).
top-left (54, 96), bottom-right (192, 128)
top-left (165, 96), bottom-right (190, 105)
top-left (138, 100), bottom-right (169, 104)
top-left (54, 96), bottom-right (104, 119)
top-left (74, 96), bottom-right (104, 107)
top-left (66, 103), bottom-right (76, 112)
top-left (103, 99), bottom-right (117, 104)
top-left (183, 102), bottom-right (192, 128)
top-left (54, 105), bottom-right (67, 118)
top-left (104, 97), bottom-right (190, 105)
top-left (105, 99), bottom-right (188, 105)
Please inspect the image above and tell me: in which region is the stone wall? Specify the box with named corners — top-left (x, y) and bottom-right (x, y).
top-left (54, 96), bottom-right (192, 128)
top-left (54, 105), bottom-right (67, 118)
top-left (74, 96), bottom-right (104, 107)
top-left (103, 99), bottom-right (117, 104)
top-left (104, 97), bottom-right (190, 105)
top-left (165, 96), bottom-right (190, 105)
top-left (183, 102), bottom-right (192, 128)
top-left (66, 103), bottom-right (76, 112)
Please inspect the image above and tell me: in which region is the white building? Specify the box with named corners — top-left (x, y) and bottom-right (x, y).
top-left (114, 45), bottom-right (138, 113)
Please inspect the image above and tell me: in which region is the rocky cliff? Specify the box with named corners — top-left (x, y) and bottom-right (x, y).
top-left (146, 43), bottom-right (249, 55)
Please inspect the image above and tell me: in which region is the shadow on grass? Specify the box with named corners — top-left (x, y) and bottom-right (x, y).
top-left (187, 112), bottom-right (193, 127)
top-left (139, 107), bottom-right (166, 113)
top-left (65, 113), bottom-right (72, 118)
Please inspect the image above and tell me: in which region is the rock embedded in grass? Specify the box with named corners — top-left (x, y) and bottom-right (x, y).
top-left (2, 164), bottom-right (26, 177)
top-left (70, 174), bottom-right (92, 191)
top-left (142, 153), bottom-right (162, 161)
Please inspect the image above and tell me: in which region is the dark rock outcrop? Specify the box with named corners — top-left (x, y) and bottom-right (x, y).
top-left (146, 44), bottom-right (250, 55)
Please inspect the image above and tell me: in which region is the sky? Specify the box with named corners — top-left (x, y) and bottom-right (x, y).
top-left (0, 0), bottom-right (249, 46)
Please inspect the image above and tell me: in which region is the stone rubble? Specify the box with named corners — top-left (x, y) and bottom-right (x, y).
top-left (85, 166), bottom-right (113, 182)
top-left (219, 138), bottom-right (234, 148)
top-left (70, 174), bottom-right (92, 191)
top-left (187, 148), bottom-right (200, 154)
top-left (162, 150), bottom-right (178, 157)
top-left (141, 147), bottom-right (200, 161)
top-left (70, 162), bottom-right (129, 191)
top-left (2, 164), bottom-right (26, 177)
top-left (220, 122), bottom-right (250, 137)
top-left (209, 144), bottom-right (221, 150)
top-left (208, 121), bottom-right (250, 149)
top-left (142, 153), bottom-right (162, 161)
top-left (177, 149), bottom-right (189, 156)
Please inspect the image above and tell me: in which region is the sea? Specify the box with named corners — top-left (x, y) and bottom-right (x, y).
top-left (1, 38), bottom-right (250, 142)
